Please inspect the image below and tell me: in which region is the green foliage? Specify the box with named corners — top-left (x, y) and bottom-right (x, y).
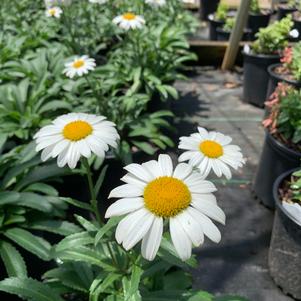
top-left (215, 3), bottom-right (229, 21)
top-left (277, 89), bottom-right (301, 146)
top-left (223, 18), bottom-right (235, 32)
top-left (250, 0), bottom-right (261, 14)
top-left (291, 169), bottom-right (301, 202)
top-left (252, 16), bottom-right (293, 54)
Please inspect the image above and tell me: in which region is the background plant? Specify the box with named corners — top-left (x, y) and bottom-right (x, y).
top-left (252, 16), bottom-right (293, 54)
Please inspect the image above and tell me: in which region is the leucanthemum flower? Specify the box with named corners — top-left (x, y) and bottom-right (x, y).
top-left (63, 55), bottom-right (96, 79)
top-left (178, 127), bottom-right (245, 180)
top-left (46, 6), bottom-right (63, 18)
top-left (105, 154), bottom-right (225, 261)
top-left (145, 0), bottom-right (166, 7)
top-left (34, 113), bottom-right (119, 169)
top-left (113, 13), bottom-right (145, 30)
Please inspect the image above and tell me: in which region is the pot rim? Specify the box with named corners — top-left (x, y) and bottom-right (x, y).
top-left (267, 63), bottom-right (301, 86)
top-left (242, 50), bottom-right (280, 59)
top-left (273, 167), bottom-right (301, 227)
top-left (266, 131), bottom-right (301, 158)
top-left (208, 14), bottom-right (224, 24)
top-left (248, 9), bottom-right (272, 17)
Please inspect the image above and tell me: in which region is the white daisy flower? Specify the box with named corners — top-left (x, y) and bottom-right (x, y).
top-left (113, 13), bottom-right (145, 30)
top-left (145, 0), bottom-right (166, 7)
top-left (89, 0), bottom-right (107, 3)
top-left (178, 127), bottom-right (245, 180)
top-left (63, 55), bottom-right (96, 79)
top-left (46, 6), bottom-right (63, 18)
top-left (105, 154), bottom-right (225, 261)
top-left (34, 113), bottom-right (119, 169)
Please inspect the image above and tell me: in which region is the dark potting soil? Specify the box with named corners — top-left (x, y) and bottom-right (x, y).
top-left (271, 132), bottom-right (301, 153)
top-left (273, 66), bottom-right (296, 82)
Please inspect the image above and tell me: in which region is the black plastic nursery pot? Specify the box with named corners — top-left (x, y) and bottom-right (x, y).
top-left (208, 14), bottom-right (224, 40)
top-left (269, 168), bottom-right (301, 300)
top-left (242, 51), bottom-right (280, 107)
top-left (216, 28), bottom-right (251, 41)
top-left (277, 6), bottom-right (297, 20)
top-left (247, 11), bottom-right (271, 39)
top-left (266, 63), bottom-right (301, 100)
top-left (200, 0), bottom-right (220, 21)
top-left (253, 132), bottom-right (301, 209)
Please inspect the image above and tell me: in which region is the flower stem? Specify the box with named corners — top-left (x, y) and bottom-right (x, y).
top-left (82, 158), bottom-right (103, 225)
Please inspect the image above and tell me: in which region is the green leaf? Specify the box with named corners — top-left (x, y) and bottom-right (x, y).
top-left (95, 217), bottom-right (121, 246)
top-left (0, 191), bottom-right (20, 205)
top-left (123, 265), bottom-right (143, 301)
top-left (28, 220), bottom-right (81, 236)
top-left (17, 192), bottom-right (52, 212)
top-left (55, 232), bottom-right (95, 253)
top-left (57, 246), bottom-right (116, 272)
top-left (90, 273), bottom-right (121, 301)
top-left (75, 215), bottom-right (98, 232)
top-left (24, 183), bottom-right (58, 196)
top-left (0, 277), bottom-right (64, 301)
top-left (0, 241), bottom-right (27, 278)
top-left (64, 197), bottom-right (93, 211)
top-left (4, 228), bottom-right (51, 261)
top-left (94, 165), bottom-right (108, 197)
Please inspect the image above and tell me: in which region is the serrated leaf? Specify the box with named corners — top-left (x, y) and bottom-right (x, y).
top-left (4, 228), bottom-right (51, 261)
top-left (55, 232), bottom-right (95, 253)
top-left (75, 215), bottom-right (98, 232)
top-left (0, 277), bottom-right (64, 301)
top-left (0, 241), bottom-right (27, 278)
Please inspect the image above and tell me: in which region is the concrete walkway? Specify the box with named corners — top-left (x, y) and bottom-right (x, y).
top-left (172, 67), bottom-right (294, 301)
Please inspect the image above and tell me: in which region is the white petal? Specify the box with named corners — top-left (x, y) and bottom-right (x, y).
top-left (141, 217), bottom-right (163, 261)
top-left (188, 208), bottom-right (221, 243)
top-left (124, 163), bottom-right (154, 182)
top-left (122, 212), bottom-right (154, 250)
top-left (158, 154), bottom-right (173, 176)
top-left (191, 198), bottom-right (225, 225)
top-left (121, 174), bottom-right (147, 189)
top-left (109, 184), bottom-right (143, 198)
top-left (173, 163), bottom-right (193, 180)
top-left (169, 217), bottom-right (192, 261)
top-left (177, 211), bottom-right (204, 247)
top-left (105, 197), bottom-right (144, 218)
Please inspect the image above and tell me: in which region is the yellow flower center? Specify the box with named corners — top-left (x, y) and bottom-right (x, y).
top-left (199, 140), bottom-right (223, 158)
top-left (63, 120), bottom-right (93, 141)
top-left (144, 176), bottom-right (191, 218)
top-left (72, 59), bottom-right (85, 69)
top-left (48, 8), bottom-right (56, 16)
top-left (123, 13), bottom-right (136, 20)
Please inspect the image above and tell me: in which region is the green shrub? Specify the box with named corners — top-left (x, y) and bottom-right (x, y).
top-left (252, 16), bottom-right (293, 54)
top-left (222, 17), bottom-right (235, 32)
top-left (250, 0), bottom-right (260, 14)
top-left (215, 2), bottom-right (229, 21)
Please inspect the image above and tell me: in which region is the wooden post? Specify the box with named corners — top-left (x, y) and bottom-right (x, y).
top-left (221, 0), bottom-right (251, 70)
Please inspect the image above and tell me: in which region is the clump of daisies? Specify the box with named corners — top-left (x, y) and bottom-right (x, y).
top-left (63, 55), bottom-right (96, 79)
top-left (106, 154), bottom-right (225, 261)
top-left (105, 127), bottom-right (244, 262)
top-left (89, 0), bottom-right (107, 3)
top-left (34, 113), bottom-right (119, 169)
top-left (46, 6), bottom-right (63, 18)
top-left (113, 13), bottom-right (145, 30)
top-left (178, 127), bottom-right (245, 179)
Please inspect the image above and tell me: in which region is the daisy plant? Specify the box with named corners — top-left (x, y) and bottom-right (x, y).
top-left (45, 6), bottom-right (63, 18)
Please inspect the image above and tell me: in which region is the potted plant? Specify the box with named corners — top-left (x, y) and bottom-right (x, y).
top-left (216, 17), bottom-right (251, 41)
top-left (267, 43), bottom-right (301, 99)
top-left (247, 0), bottom-right (272, 40)
top-left (253, 83), bottom-right (301, 208)
top-left (277, 0), bottom-right (297, 20)
top-left (242, 16), bottom-right (293, 107)
top-left (208, 2), bottom-right (230, 40)
top-left (269, 168), bottom-right (301, 300)
top-left (200, 0), bottom-right (220, 21)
